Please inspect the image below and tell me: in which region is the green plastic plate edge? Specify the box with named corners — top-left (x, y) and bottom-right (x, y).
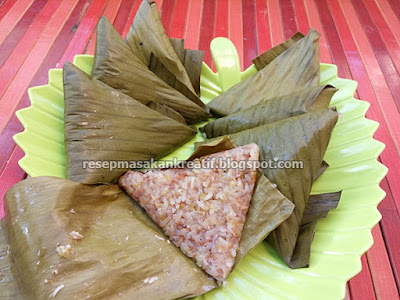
top-left (13, 37), bottom-right (388, 300)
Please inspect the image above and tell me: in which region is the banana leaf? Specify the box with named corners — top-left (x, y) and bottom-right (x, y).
top-left (207, 29), bottom-right (320, 116)
top-left (170, 38), bottom-right (185, 61)
top-left (119, 137), bottom-right (294, 281)
top-left (253, 32), bottom-right (305, 70)
top-left (302, 191), bottom-right (341, 225)
top-left (125, 0), bottom-right (196, 94)
top-left (200, 85), bottom-right (337, 138)
top-left (174, 38), bottom-right (204, 97)
top-left (169, 38), bottom-right (204, 96)
top-left (148, 53), bottom-right (206, 109)
top-left (64, 62), bottom-right (197, 184)
top-left (91, 17), bottom-right (209, 123)
top-left (196, 109), bottom-right (338, 266)
top-left (187, 137), bottom-right (295, 268)
top-left (182, 49), bottom-right (204, 97)
top-left (1, 177), bottom-right (216, 299)
top-left (289, 191), bottom-right (341, 268)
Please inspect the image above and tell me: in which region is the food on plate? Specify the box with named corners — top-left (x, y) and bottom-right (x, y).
top-left (1, 177), bottom-right (216, 299)
top-left (252, 32), bottom-right (304, 70)
top-left (119, 144), bottom-right (259, 282)
top-left (125, 0), bottom-right (195, 94)
top-left (206, 29), bottom-right (320, 116)
top-left (91, 17), bottom-right (209, 123)
top-left (119, 141), bottom-right (294, 282)
top-left (63, 62), bottom-right (196, 184)
top-left (197, 108), bottom-right (339, 267)
top-left (2, 0), bottom-right (345, 297)
top-left (200, 85), bottom-right (337, 138)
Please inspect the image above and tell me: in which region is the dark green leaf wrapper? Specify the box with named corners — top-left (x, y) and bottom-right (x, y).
top-left (206, 29), bottom-right (320, 116)
top-left (200, 85), bottom-right (337, 138)
top-left (187, 137), bottom-right (295, 269)
top-left (196, 109), bottom-right (339, 266)
top-left (253, 32), bottom-right (305, 70)
top-left (64, 62), bottom-right (197, 184)
top-left (91, 17), bottom-right (209, 123)
top-left (125, 0), bottom-right (195, 94)
top-left (1, 177), bottom-right (215, 300)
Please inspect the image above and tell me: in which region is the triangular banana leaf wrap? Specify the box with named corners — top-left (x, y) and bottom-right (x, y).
top-left (148, 53), bottom-right (206, 109)
top-left (182, 49), bottom-right (204, 97)
top-left (177, 137), bottom-right (295, 268)
top-left (91, 17), bottom-right (209, 123)
top-left (149, 37), bottom-right (204, 101)
top-left (0, 177), bottom-right (216, 300)
top-left (253, 32), bottom-right (305, 70)
top-left (206, 29), bottom-right (320, 116)
top-left (170, 38), bottom-right (185, 61)
top-left (125, 0), bottom-right (196, 94)
top-left (196, 109), bottom-right (339, 266)
top-left (119, 137), bottom-right (294, 281)
top-left (63, 62), bottom-right (196, 184)
top-left (200, 85), bottom-right (337, 138)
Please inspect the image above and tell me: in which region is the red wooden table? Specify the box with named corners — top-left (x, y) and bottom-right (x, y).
top-left (0, 0), bottom-right (399, 299)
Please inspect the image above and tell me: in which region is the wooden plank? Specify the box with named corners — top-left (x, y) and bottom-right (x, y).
top-left (0, 0), bottom-right (18, 21)
top-left (0, 0), bottom-right (91, 177)
top-left (0, 0), bottom-right (34, 44)
top-left (0, 147), bottom-right (26, 219)
top-left (279, 0), bottom-right (298, 39)
top-left (112, 0), bottom-right (135, 34)
top-left (0, 0), bottom-right (79, 135)
top-left (267, 0), bottom-right (284, 46)
top-left (386, 0), bottom-right (400, 21)
top-left (348, 254), bottom-right (376, 300)
top-left (344, 283), bottom-right (352, 300)
top-left (229, 0), bottom-right (243, 69)
top-left (302, 0), bottom-right (331, 63)
top-left (351, 0), bottom-right (400, 112)
top-left (314, 0), bottom-right (354, 82)
top-left (58, 0), bottom-right (107, 66)
top-left (183, 0), bottom-right (203, 50)
top-left (198, 0), bottom-right (216, 67)
top-left (375, 0), bottom-right (400, 47)
top-left (367, 224), bottom-right (400, 299)
top-left (0, 0), bottom-right (61, 100)
top-left (292, 0), bottom-right (310, 35)
top-left (160, 0), bottom-right (175, 36)
top-left (85, 0), bottom-right (123, 55)
top-left (214, 0), bottom-right (228, 38)
top-left (255, 0), bottom-right (271, 54)
top-left (0, 0), bottom-right (90, 176)
top-left (122, 0), bottom-right (141, 38)
top-left (169, 0), bottom-right (189, 39)
top-left (378, 178), bottom-right (400, 291)
top-left (337, 0), bottom-right (400, 214)
top-left (242, 0), bottom-right (257, 68)
top-left (0, 0), bottom-right (47, 68)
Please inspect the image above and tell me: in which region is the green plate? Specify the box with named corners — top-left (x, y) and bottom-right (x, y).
top-left (13, 38), bottom-right (387, 300)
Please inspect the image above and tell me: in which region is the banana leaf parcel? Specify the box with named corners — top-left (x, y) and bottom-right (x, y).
top-left (200, 85), bottom-right (337, 138)
top-left (63, 62), bottom-right (197, 184)
top-left (1, 177), bottom-right (216, 300)
top-left (196, 109), bottom-right (339, 266)
top-left (125, 0), bottom-right (196, 94)
top-left (91, 17), bottom-right (209, 123)
top-left (253, 32), bottom-right (305, 70)
top-left (119, 137), bottom-right (294, 283)
top-left (169, 38), bottom-right (204, 97)
top-left (206, 29), bottom-right (320, 116)
top-left (0, 139), bottom-right (294, 298)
